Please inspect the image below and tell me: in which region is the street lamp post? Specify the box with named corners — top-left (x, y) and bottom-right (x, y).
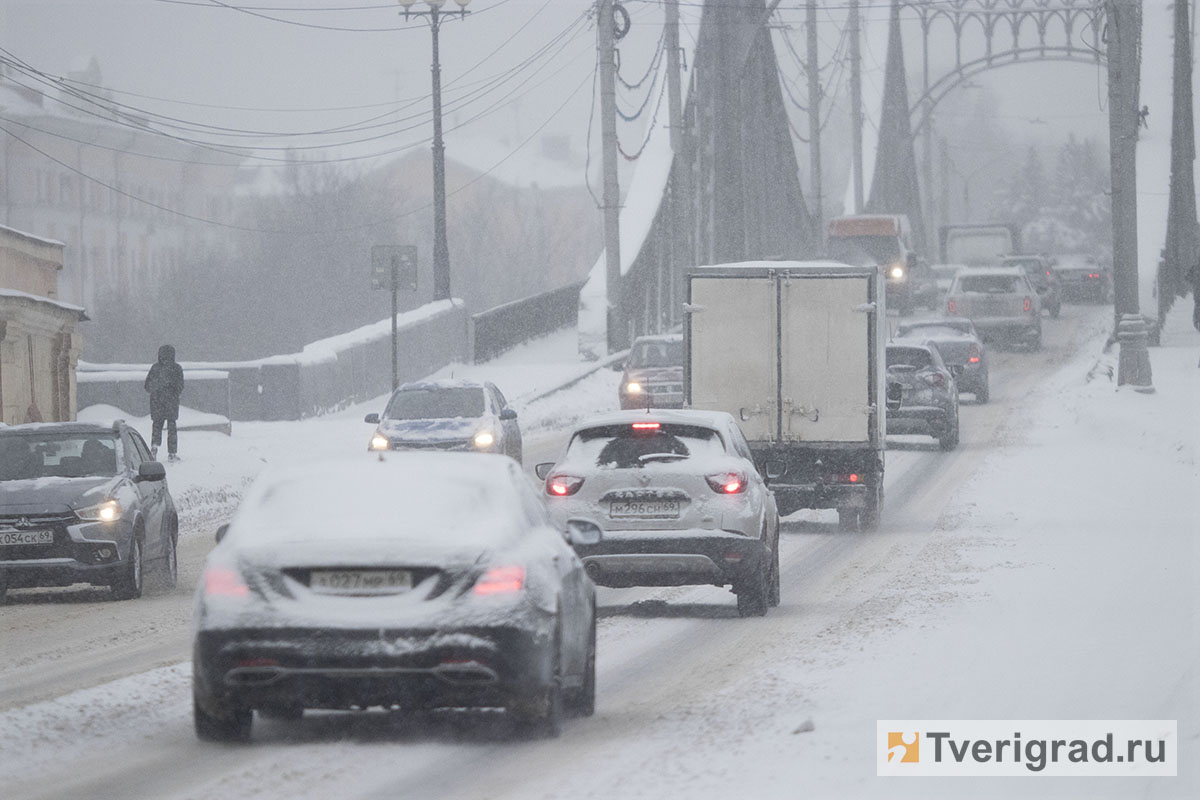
top-left (399, 0), bottom-right (471, 301)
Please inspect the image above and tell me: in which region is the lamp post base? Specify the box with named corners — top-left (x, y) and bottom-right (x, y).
top-left (1116, 313), bottom-right (1155, 393)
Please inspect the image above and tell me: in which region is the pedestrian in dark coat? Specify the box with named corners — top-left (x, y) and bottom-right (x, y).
top-left (144, 344), bottom-right (184, 460)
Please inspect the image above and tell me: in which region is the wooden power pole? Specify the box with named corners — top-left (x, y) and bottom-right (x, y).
top-left (806, 0), bottom-right (823, 237)
top-left (598, 0), bottom-right (623, 353)
top-left (849, 0), bottom-right (864, 213)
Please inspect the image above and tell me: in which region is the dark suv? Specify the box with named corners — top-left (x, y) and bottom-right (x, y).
top-left (0, 421), bottom-right (178, 603)
top-left (885, 343), bottom-right (960, 451)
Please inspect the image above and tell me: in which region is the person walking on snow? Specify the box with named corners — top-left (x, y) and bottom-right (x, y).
top-left (144, 344), bottom-right (184, 461)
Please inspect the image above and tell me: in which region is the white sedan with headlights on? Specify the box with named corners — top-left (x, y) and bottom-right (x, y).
top-left (535, 410), bottom-right (780, 617)
top-left (364, 379), bottom-right (522, 464)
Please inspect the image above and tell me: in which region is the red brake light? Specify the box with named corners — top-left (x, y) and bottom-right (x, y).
top-left (969, 355), bottom-right (981, 363)
top-left (1023, 296), bottom-right (1032, 312)
top-left (1046, 270), bottom-right (1052, 276)
top-left (1088, 273), bottom-right (1100, 279)
top-left (848, 473), bottom-right (859, 483)
top-left (947, 299), bottom-right (957, 314)
top-left (473, 565), bottom-right (524, 595)
top-left (968, 344), bottom-right (981, 363)
top-left (547, 475), bottom-right (584, 496)
top-left (631, 422), bottom-right (661, 431)
top-left (204, 568), bottom-right (249, 598)
top-left (706, 471), bottom-right (747, 494)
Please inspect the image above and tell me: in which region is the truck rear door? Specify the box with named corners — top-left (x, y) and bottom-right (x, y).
top-left (779, 275), bottom-right (871, 442)
top-left (687, 276), bottom-right (778, 442)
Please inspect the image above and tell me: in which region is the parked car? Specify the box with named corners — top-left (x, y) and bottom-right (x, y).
top-left (945, 266), bottom-right (1042, 350)
top-left (1052, 253), bottom-right (1113, 304)
top-left (885, 343), bottom-right (960, 450)
top-left (619, 334), bottom-right (684, 410)
top-left (535, 410), bottom-right (780, 617)
top-left (0, 421), bottom-right (177, 603)
top-left (894, 318), bottom-right (990, 403)
top-left (365, 379), bottom-right (522, 464)
top-left (1001, 254), bottom-right (1062, 317)
top-left (192, 454), bottom-right (599, 742)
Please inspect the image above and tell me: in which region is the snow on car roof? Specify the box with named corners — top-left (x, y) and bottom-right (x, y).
top-left (568, 408), bottom-right (734, 432)
top-left (230, 453), bottom-right (523, 545)
top-left (0, 422), bottom-right (118, 436)
top-left (631, 333), bottom-right (682, 344)
top-left (692, 259), bottom-right (867, 273)
top-left (952, 266), bottom-right (1025, 276)
top-left (398, 378), bottom-right (489, 391)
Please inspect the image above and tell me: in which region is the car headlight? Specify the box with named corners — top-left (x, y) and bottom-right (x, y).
top-left (625, 381), bottom-right (643, 394)
top-left (76, 499), bottom-right (122, 522)
top-left (474, 431), bottom-right (495, 448)
top-left (890, 265), bottom-right (905, 279)
top-left (369, 434), bottom-right (390, 451)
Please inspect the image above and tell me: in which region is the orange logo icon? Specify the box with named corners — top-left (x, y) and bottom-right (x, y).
top-left (887, 731), bottom-right (920, 763)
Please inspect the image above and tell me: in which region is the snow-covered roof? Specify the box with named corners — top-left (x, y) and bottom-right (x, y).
top-left (566, 408), bottom-right (734, 432)
top-left (0, 224), bottom-right (65, 248)
top-left (399, 378), bottom-right (489, 392)
top-left (0, 288), bottom-right (87, 319)
top-left (692, 259), bottom-right (869, 274)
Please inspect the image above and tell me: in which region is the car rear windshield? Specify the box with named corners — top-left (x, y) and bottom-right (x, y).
top-left (0, 433), bottom-right (119, 481)
top-left (627, 340), bottom-right (683, 368)
top-left (567, 423), bottom-right (725, 469)
top-left (887, 348), bottom-right (933, 370)
top-left (385, 387), bottom-right (485, 420)
top-left (957, 274), bottom-right (1024, 294)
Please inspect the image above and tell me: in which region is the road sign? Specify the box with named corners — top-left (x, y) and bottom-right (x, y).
top-left (371, 245), bottom-right (418, 291)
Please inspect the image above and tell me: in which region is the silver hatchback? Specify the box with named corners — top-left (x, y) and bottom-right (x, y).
top-left (536, 410), bottom-right (780, 617)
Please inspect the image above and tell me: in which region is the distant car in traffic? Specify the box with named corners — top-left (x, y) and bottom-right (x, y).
top-left (1001, 254), bottom-right (1062, 317)
top-left (365, 378), bottom-right (522, 464)
top-left (894, 318), bottom-right (990, 403)
top-left (1052, 253), bottom-right (1113, 304)
top-left (618, 334), bottom-right (684, 410)
top-left (192, 454), bottom-right (599, 742)
top-left (885, 343), bottom-right (960, 450)
top-left (945, 266), bottom-right (1042, 350)
top-left (536, 410), bottom-right (780, 617)
top-left (0, 421), bottom-right (177, 603)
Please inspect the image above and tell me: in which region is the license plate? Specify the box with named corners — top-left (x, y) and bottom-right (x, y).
top-left (0, 529), bottom-right (54, 546)
top-left (609, 500), bottom-right (680, 519)
top-left (309, 569), bottom-right (413, 595)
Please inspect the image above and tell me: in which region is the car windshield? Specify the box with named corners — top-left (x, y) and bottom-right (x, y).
top-left (957, 274), bottom-right (1024, 294)
top-left (1003, 258), bottom-right (1042, 271)
top-left (627, 340), bottom-right (683, 368)
top-left (828, 235), bottom-right (900, 265)
top-left (384, 387), bottom-right (485, 420)
top-left (0, 433), bottom-right (119, 481)
top-left (887, 348), bottom-right (933, 370)
top-left (567, 423), bottom-right (725, 469)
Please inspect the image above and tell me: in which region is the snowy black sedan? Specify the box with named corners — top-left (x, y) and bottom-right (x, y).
top-left (0, 421), bottom-right (178, 603)
top-left (192, 454), bottom-right (599, 742)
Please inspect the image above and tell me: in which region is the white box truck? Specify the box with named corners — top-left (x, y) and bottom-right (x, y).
top-left (685, 261), bottom-right (890, 531)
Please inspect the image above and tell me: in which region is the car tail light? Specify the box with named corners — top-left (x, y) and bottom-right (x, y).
top-left (1088, 273), bottom-right (1100, 279)
top-left (204, 567), bottom-right (249, 598)
top-left (823, 473), bottom-right (860, 484)
top-left (1046, 269), bottom-right (1052, 276)
top-left (631, 422), bottom-right (660, 431)
top-left (1023, 296), bottom-right (1032, 312)
top-left (706, 471), bottom-right (747, 494)
top-left (947, 299), bottom-right (957, 314)
top-left (923, 372), bottom-right (947, 388)
top-left (473, 565), bottom-right (524, 595)
top-left (547, 475), bottom-right (584, 496)
top-left (968, 344), bottom-right (981, 364)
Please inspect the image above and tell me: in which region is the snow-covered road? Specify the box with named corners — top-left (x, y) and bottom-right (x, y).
top-left (2, 302), bottom-right (1195, 800)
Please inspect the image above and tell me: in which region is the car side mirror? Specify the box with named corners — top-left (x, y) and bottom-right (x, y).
top-left (215, 523), bottom-right (230, 543)
top-left (564, 518), bottom-right (603, 547)
top-left (137, 461), bottom-right (166, 482)
top-left (534, 462), bottom-right (554, 480)
top-left (500, 408), bottom-right (518, 421)
top-left (364, 413), bottom-right (380, 424)
top-left (885, 381), bottom-right (903, 413)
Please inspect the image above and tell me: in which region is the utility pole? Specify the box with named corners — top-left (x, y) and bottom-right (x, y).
top-left (665, 0), bottom-right (685, 330)
top-left (849, 0), bottom-right (864, 213)
top-left (1106, 0), bottom-right (1153, 389)
top-left (806, 0), bottom-right (823, 237)
top-left (598, 0), bottom-right (623, 353)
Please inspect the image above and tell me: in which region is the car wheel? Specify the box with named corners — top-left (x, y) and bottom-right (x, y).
top-left (0, 571), bottom-right (8, 605)
top-left (111, 536), bottom-right (144, 601)
top-left (153, 518), bottom-right (178, 591)
top-left (564, 615), bottom-right (596, 717)
top-left (767, 529), bottom-right (781, 608)
top-left (1029, 330), bottom-right (1042, 352)
top-left (862, 486), bottom-right (883, 532)
top-left (975, 377), bottom-right (990, 404)
top-left (258, 705), bottom-right (304, 722)
top-left (736, 556), bottom-right (770, 617)
top-left (194, 698), bottom-right (252, 743)
top-left (513, 632), bottom-right (563, 738)
top-left (1050, 301), bottom-right (1061, 318)
top-left (939, 415), bottom-right (960, 451)
top-left (837, 507), bottom-right (860, 532)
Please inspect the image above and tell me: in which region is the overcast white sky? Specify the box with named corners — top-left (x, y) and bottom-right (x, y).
top-left (0, 0), bottom-right (1126, 189)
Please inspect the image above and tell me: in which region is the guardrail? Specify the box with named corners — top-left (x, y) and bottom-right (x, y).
top-left (472, 281), bottom-right (586, 363)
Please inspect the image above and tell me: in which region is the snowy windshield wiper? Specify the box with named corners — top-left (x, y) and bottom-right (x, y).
top-left (637, 452), bottom-right (689, 463)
